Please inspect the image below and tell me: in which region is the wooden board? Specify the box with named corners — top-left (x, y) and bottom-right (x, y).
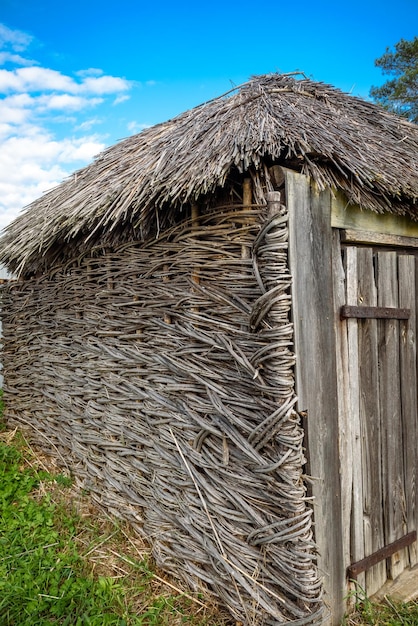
top-left (331, 194), bottom-right (418, 239)
top-left (356, 247), bottom-right (386, 594)
top-left (377, 251), bottom-right (408, 580)
top-left (341, 229), bottom-right (418, 249)
top-left (345, 246), bottom-right (366, 591)
top-left (332, 231), bottom-right (353, 583)
top-left (398, 255), bottom-right (418, 568)
top-left (285, 169), bottom-right (345, 625)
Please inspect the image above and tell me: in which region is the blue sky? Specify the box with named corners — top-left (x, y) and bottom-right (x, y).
top-left (0, 0), bottom-right (417, 230)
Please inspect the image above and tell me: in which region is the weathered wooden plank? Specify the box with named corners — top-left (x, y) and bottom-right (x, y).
top-left (341, 229), bottom-right (418, 249)
top-left (331, 194), bottom-right (418, 239)
top-left (356, 247), bottom-right (386, 595)
top-left (398, 255), bottom-right (418, 567)
top-left (378, 251), bottom-right (408, 579)
top-left (344, 246), bottom-right (365, 591)
top-left (332, 232), bottom-right (353, 588)
top-left (241, 178), bottom-right (252, 260)
top-left (285, 169), bottom-right (344, 625)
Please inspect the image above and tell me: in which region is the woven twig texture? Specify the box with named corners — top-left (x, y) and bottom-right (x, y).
top-left (2, 203), bottom-right (323, 624)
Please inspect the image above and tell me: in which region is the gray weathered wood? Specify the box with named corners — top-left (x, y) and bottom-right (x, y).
top-left (356, 247), bottom-right (386, 594)
top-left (378, 251), bottom-right (407, 579)
top-left (341, 229), bottom-right (418, 249)
top-left (331, 194), bottom-right (418, 240)
top-left (398, 255), bottom-right (418, 567)
top-left (344, 246), bottom-right (366, 591)
top-left (332, 232), bottom-right (353, 586)
top-left (286, 169), bottom-right (344, 625)
top-left (241, 178), bottom-right (252, 260)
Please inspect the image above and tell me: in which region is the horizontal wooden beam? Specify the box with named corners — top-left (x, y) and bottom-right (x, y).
top-left (347, 531), bottom-right (417, 580)
top-left (341, 228), bottom-right (418, 249)
top-left (340, 305), bottom-right (410, 320)
top-left (331, 193), bottom-right (418, 239)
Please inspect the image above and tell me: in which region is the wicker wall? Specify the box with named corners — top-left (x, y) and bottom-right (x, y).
top-left (1, 203), bottom-right (323, 624)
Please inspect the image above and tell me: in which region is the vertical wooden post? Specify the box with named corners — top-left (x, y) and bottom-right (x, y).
top-left (285, 168), bottom-right (345, 625)
top-left (345, 247), bottom-right (366, 592)
top-left (242, 178), bottom-right (252, 260)
top-left (75, 267), bottom-right (83, 320)
top-left (191, 203), bottom-right (200, 315)
top-left (133, 295), bottom-right (145, 333)
top-left (86, 259), bottom-right (93, 320)
top-left (399, 255), bottom-right (418, 569)
top-left (266, 191), bottom-right (283, 217)
top-left (332, 230), bottom-right (355, 595)
top-left (191, 203), bottom-right (200, 288)
top-left (378, 251), bottom-right (408, 580)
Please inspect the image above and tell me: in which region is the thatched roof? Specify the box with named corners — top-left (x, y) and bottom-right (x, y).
top-left (2, 72), bottom-right (418, 275)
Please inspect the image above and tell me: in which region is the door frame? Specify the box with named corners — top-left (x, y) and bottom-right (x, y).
top-left (284, 167), bottom-right (418, 624)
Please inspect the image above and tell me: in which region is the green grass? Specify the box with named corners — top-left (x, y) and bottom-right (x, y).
top-left (0, 410), bottom-right (230, 625)
top-left (343, 587), bottom-right (418, 625)
top-left (0, 441), bottom-right (122, 625)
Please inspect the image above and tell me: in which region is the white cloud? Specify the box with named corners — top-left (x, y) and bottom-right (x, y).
top-left (75, 68), bottom-right (104, 78)
top-left (0, 23), bottom-right (134, 231)
top-left (0, 65), bottom-right (131, 95)
top-left (0, 51), bottom-right (35, 66)
top-left (127, 121), bottom-right (151, 134)
top-left (113, 94), bottom-right (130, 105)
top-left (0, 128), bottom-right (105, 230)
top-left (80, 75), bottom-right (130, 94)
top-left (1, 130), bottom-right (103, 168)
top-left (59, 139), bottom-right (104, 162)
top-left (39, 93), bottom-right (104, 111)
top-left (75, 118), bottom-right (102, 131)
top-left (6, 66), bottom-right (78, 92)
top-left (0, 94), bottom-right (33, 124)
top-left (0, 23), bottom-right (32, 52)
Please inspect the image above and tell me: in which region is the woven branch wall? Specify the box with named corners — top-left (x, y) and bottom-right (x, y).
top-left (2, 202), bottom-right (323, 625)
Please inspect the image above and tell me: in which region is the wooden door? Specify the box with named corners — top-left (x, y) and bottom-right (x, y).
top-left (341, 245), bottom-right (418, 595)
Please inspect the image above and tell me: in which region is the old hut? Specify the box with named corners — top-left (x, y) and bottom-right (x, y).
top-left (1, 73), bottom-right (418, 625)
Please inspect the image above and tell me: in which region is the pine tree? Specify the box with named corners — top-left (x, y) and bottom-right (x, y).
top-left (370, 37), bottom-right (418, 123)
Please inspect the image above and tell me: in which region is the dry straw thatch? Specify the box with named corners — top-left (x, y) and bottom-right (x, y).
top-left (1, 72), bottom-right (418, 275)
